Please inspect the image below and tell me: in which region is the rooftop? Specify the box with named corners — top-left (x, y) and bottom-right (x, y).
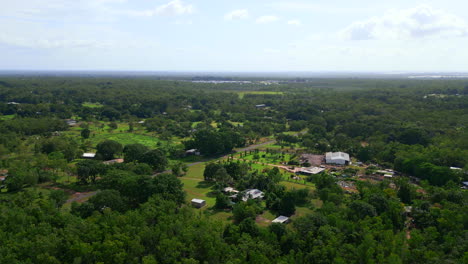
top-left (191, 198), bottom-right (205, 204)
top-left (272, 216), bottom-right (289, 223)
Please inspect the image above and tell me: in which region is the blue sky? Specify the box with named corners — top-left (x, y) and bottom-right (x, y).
top-left (1, 0), bottom-right (468, 72)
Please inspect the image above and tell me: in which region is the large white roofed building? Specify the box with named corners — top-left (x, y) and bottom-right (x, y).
top-left (325, 152), bottom-right (350, 165)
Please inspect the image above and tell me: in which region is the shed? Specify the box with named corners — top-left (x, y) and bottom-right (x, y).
top-left (325, 152), bottom-right (350, 165)
top-left (186, 149), bottom-right (200, 156)
top-left (82, 153), bottom-right (96, 159)
top-left (298, 167), bottom-right (325, 175)
top-left (191, 198), bottom-right (206, 208)
top-left (272, 216), bottom-right (290, 224)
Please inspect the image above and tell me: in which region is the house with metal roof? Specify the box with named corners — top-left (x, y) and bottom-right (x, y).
top-left (242, 189), bottom-right (264, 202)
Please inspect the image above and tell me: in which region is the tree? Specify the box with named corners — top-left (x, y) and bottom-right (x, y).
top-left (215, 193), bottom-right (231, 209)
top-left (349, 200), bottom-right (377, 220)
top-left (150, 173), bottom-right (186, 205)
top-left (81, 128), bottom-right (90, 139)
top-left (171, 161), bottom-right (187, 177)
top-left (76, 159), bottom-right (106, 183)
top-left (278, 192), bottom-right (296, 216)
top-left (88, 189), bottom-right (127, 212)
top-left (123, 143), bottom-right (148, 163)
top-left (203, 163), bottom-right (224, 181)
top-left (141, 149), bottom-right (168, 172)
top-left (96, 140), bottom-right (123, 160)
top-left (49, 190), bottom-right (68, 208)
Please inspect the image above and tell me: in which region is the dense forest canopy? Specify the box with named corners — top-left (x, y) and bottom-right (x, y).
top-left (0, 76), bottom-right (466, 263)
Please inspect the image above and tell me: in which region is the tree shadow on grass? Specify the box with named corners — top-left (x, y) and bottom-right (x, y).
top-left (196, 180), bottom-right (215, 189)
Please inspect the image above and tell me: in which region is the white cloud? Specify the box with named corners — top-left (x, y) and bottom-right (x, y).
top-left (131, 0), bottom-right (194, 17)
top-left (224, 9), bottom-right (248, 20)
top-left (341, 5), bottom-right (468, 40)
top-left (256, 15), bottom-right (279, 24)
top-left (287, 19), bottom-right (302, 26)
top-left (154, 0), bottom-right (193, 16)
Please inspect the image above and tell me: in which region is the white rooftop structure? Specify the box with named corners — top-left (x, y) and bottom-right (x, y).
top-left (272, 216), bottom-right (290, 224)
top-left (299, 167), bottom-right (325, 175)
top-left (450, 167), bottom-right (462, 170)
top-left (223, 187), bottom-right (239, 193)
top-left (325, 152), bottom-right (350, 165)
top-left (82, 153), bottom-right (96, 158)
top-left (242, 189), bottom-right (264, 201)
top-left (191, 198), bottom-right (206, 208)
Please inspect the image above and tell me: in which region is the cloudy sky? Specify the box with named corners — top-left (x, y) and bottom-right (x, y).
top-left (2, 0), bottom-right (468, 72)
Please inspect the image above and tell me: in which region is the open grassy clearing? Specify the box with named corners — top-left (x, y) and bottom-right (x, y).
top-left (237, 151), bottom-right (294, 165)
top-left (0, 114), bottom-right (15, 120)
top-left (66, 121), bottom-right (166, 149)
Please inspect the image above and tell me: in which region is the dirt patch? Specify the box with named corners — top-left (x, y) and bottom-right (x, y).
top-left (255, 215), bottom-right (271, 225)
top-left (66, 191), bottom-right (97, 204)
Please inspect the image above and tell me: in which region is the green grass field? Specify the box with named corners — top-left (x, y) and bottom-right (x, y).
top-left (88, 132), bottom-right (162, 148)
top-left (0, 114), bottom-right (15, 120)
top-left (237, 151), bottom-right (293, 165)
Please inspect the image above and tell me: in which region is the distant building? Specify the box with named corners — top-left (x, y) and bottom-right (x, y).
top-left (450, 167), bottom-right (462, 170)
top-left (223, 187), bottom-right (239, 194)
top-left (7, 102), bottom-right (19, 105)
top-left (65, 119), bottom-right (77, 126)
top-left (272, 216), bottom-right (290, 224)
top-left (103, 158), bottom-right (124, 165)
top-left (185, 149), bottom-right (200, 156)
top-left (82, 153), bottom-right (96, 159)
top-left (242, 189), bottom-right (264, 202)
top-left (325, 152), bottom-right (350, 165)
top-left (462, 182), bottom-right (468, 189)
top-left (191, 198), bottom-right (206, 208)
top-left (298, 167), bottom-right (325, 175)
top-left (255, 104), bottom-right (266, 108)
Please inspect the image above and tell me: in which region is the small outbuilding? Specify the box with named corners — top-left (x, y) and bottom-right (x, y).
top-left (325, 152), bottom-right (350, 165)
top-left (298, 167), bottom-right (325, 175)
top-left (191, 198), bottom-right (206, 208)
top-left (272, 216), bottom-right (290, 224)
top-left (185, 149), bottom-right (200, 156)
top-left (82, 153), bottom-right (96, 159)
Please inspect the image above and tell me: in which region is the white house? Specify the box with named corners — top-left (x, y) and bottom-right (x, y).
top-left (242, 189), bottom-right (264, 202)
top-left (191, 198), bottom-right (206, 208)
top-left (272, 216), bottom-right (290, 224)
top-left (325, 152), bottom-right (350, 165)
